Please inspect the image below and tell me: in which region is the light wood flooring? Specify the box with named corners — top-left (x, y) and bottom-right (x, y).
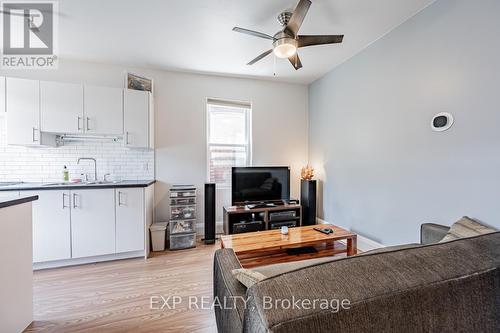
top-left (25, 241), bottom-right (219, 333)
top-left (24, 239), bottom-right (353, 333)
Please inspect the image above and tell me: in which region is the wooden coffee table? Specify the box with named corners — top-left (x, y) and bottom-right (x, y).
top-left (221, 224), bottom-right (357, 268)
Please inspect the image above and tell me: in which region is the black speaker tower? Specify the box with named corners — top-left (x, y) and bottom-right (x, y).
top-left (301, 179), bottom-right (317, 226)
top-left (204, 183), bottom-right (216, 244)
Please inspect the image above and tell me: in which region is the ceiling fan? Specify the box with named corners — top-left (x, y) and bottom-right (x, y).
top-left (233, 0), bottom-right (344, 70)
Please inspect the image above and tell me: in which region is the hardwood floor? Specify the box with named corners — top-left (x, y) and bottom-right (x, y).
top-left (25, 238), bottom-right (356, 333)
top-left (25, 241), bottom-right (219, 333)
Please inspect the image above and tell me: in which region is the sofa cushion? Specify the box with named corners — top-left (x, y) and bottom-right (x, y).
top-left (360, 243), bottom-right (420, 255)
top-left (232, 268), bottom-right (267, 288)
top-left (232, 256), bottom-right (341, 288)
top-left (440, 216), bottom-right (497, 242)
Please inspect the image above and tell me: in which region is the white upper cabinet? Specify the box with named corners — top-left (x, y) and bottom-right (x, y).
top-left (4, 76), bottom-right (152, 146)
top-left (6, 77), bottom-right (56, 146)
top-left (40, 81), bottom-right (84, 134)
top-left (124, 89), bottom-right (151, 148)
top-left (84, 85), bottom-right (123, 135)
top-left (6, 77), bottom-right (39, 145)
top-left (0, 76), bottom-right (5, 113)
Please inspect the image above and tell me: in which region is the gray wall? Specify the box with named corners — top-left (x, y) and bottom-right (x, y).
top-left (308, 0), bottom-right (500, 245)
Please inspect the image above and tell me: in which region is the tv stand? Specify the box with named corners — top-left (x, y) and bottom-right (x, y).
top-left (223, 203), bottom-right (302, 235)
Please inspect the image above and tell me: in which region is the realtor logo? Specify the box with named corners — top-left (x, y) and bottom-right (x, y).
top-left (1, 0), bottom-right (58, 68)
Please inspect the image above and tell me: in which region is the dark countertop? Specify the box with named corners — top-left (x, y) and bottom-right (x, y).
top-left (0, 180), bottom-right (156, 191)
top-left (0, 195), bottom-right (39, 209)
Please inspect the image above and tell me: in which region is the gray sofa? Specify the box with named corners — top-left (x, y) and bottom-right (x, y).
top-left (213, 224), bottom-right (500, 333)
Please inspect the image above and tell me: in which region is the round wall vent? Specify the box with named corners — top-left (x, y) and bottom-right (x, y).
top-left (431, 112), bottom-right (454, 132)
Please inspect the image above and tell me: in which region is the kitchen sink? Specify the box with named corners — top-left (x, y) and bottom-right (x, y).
top-left (42, 182), bottom-right (79, 186)
top-left (84, 180), bottom-right (121, 185)
top-left (42, 181), bottom-right (121, 186)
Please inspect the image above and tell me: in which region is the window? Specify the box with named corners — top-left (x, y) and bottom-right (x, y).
top-left (207, 98), bottom-right (251, 187)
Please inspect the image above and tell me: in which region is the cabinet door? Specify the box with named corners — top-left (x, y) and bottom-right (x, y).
top-left (27, 190), bottom-right (71, 263)
top-left (116, 188), bottom-right (145, 253)
top-left (124, 89), bottom-right (149, 148)
top-left (0, 191), bottom-right (20, 199)
top-left (40, 81), bottom-right (83, 134)
top-left (71, 189), bottom-right (115, 258)
top-left (0, 76), bottom-right (5, 113)
top-left (84, 85), bottom-right (123, 135)
top-left (6, 78), bottom-right (40, 145)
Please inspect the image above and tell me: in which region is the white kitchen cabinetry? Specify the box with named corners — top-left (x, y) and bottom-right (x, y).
top-left (6, 77), bottom-right (56, 146)
top-left (0, 76), bottom-right (5, 113)
top-left (124, 89), bottom-right (153, 148)
top-left (84, 85), bottom-right (123, 135)
top-left (0, 191), bottom-right (19, 198)
top-left (40, 81), bottom-right (84, 134)
top-left (116, 188), bottom-right (145, 252)
top-left (24, 185), bottom-right (153, 267)
top-left (71, 189), bottom-right (116, 258)
top-left (4, 76), bottom-right (152, 146)
top-left (27, 190), bottom-right (72, 263)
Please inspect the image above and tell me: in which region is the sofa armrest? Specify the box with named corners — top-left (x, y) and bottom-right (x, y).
top-left (420, 223), bottom-right (450, 244)
top-left (213, 248), bottom-right (246, 333)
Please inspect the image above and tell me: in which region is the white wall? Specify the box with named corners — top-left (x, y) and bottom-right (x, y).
top-left (309, 0), bottom-right (500, 245)
top-left (1, 60), bottom-right (309, 228)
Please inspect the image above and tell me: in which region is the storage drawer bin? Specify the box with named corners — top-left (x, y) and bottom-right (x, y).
top-left (170, 233), bottom-right (196, 250)
top-left (170, 206), bottom-right (195, 220)
top-left (169, 220), bottom-right (196, 234)
top-left (170, 197), bottom-right (196, 206)
top-left (170, 189), bottom-right (196, 198)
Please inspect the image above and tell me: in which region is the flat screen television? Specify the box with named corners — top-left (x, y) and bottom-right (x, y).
top-left (231, 166), bottom-right (290, 205)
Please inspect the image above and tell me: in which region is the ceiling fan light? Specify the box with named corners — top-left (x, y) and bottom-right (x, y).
top-left (273, 38), bottom-right (297, 58)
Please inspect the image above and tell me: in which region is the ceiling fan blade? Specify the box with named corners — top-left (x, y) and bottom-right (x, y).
top-left (285, 0), bottom-right (312, 37)
top-left (297, 35), bottom-right (344, 48)
top-left (288, 53), bottom-right (303, 70)
top-left (247, 49), bottom-right (273, 65)
top-left (233, 27), bottom-right (275, 41)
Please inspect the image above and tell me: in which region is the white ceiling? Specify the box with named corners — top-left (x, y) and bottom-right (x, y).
top-left (58, 0), bottom-right (435, 84)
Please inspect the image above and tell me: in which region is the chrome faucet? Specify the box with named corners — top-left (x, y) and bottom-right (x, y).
top-left (77, 157), bottom-right (97, 181)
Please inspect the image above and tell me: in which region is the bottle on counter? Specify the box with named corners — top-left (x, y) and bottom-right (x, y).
top-left (63, 165), bottom-right (69, 182)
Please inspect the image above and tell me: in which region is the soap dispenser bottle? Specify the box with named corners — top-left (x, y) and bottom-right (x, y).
top-left (63, 165), bottom-right (69, 182)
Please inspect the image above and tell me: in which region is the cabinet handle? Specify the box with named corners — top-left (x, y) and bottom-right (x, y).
top-left (118, 191), bottom-right (123, 206)
top-left (77, 116), bottom-right (82, 131)
top-left (32, 127), bottom-right (38, 142)
top-left (125, 132), bottom-right (129, 145)
top-left (62, 193), bottom-right (68, 209)
top-left (86, 117), bottom-right (91, 131)
top-left (72, 193), bottom-right (78, 208)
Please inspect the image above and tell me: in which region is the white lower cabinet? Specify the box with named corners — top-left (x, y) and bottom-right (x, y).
top-left (71, 189), bottom-right (116, 258)
top-left (28, 186), bottom-right (151, 265)
top-left (28, 190), bottom-right (72, 263)
top-left (116, 188), bottom-right (145, 253)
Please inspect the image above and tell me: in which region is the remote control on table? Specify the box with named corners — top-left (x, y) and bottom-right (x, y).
top-left (314, 227), bottom-right (334, 235)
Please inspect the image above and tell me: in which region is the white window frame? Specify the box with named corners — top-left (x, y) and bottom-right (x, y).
top-left (206, 98), bottom-right (252, 188)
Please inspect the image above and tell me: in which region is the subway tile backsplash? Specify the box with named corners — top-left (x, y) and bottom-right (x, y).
top-left (0, 115), bottom-right (154, 182)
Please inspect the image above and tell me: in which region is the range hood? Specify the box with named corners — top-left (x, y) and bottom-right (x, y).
top-left (57, 134), bottom-right (121, 143)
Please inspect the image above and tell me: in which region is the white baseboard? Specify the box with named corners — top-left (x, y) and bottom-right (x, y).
top-left (33, 250), bottom-right (145, 270)
top-left (317, 218), bottom-right (385, 252)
